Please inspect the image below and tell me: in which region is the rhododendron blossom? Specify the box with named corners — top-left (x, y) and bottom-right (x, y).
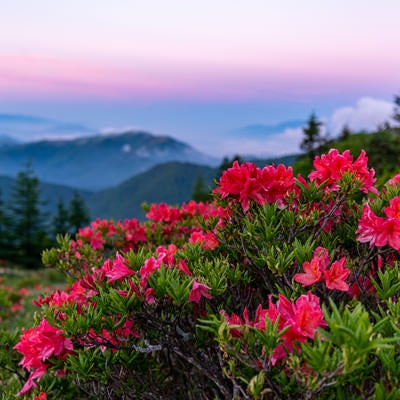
top-left (14, 319), bottom-right (73, 395)
top-left (308, 149), bottom-right (378, 194)
top-left (188, 281), bottom-right (212, 304)
top-left (324, 257), bottom-right (350, 291)
top-left (189, 230), bottom-right (219, 250)
top-left (146, 203), bottom-right (182, 223)
top-left (259, 163), bottom-right (297, 207)
top-left (103, 253), bottom-right (135, 283)
top-left (12, 151), bottom-right (400, 398)
top-left (384, 196), bottom-right (400, 219)
top-left (357, 202), bottom-right (400, 250)
top-left (387, 173), bottom-right (400, 187)
top-left (294, 247), bottom-right (350, 292)
top-left (293, 247), bottom-right (329, 286)
top-left (214, 161), bottom-right (296, 211)
top-left (222, 292), bottom-right (326, 364)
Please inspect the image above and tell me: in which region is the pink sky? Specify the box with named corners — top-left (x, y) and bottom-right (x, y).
top-left (1, 1), bottom-right (399, 156)
top-left (1, 1), bottom-right (399, 102)
top-left (1, 51), bottom-right (398, 102)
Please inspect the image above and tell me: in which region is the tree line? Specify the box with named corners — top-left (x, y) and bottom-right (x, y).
top-left (192, 91), bottom-right (400, 201)
top-left (297, 92), bottom-right (400, 178)
top-left (0, 162), bottom-right (90, 268)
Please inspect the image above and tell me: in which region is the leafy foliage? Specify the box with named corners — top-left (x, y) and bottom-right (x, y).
top-left (3, 148), bottom-right (400, 399)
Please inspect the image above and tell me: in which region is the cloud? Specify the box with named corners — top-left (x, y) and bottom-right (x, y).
top-left (329, 97), bottom-right (393, 136)
top-left (220, 127), bottom-right (304, 158)
top-left (218, 97), bottom-right (395, 158)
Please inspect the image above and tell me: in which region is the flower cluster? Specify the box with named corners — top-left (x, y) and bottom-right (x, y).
top-left (0, 278), bottom-right (29, 320)
top-left (13, 319), bottom-right (73, 395)
top-left (357, 197), bottom-right (400, 250)
top-left (309, 149), bottom-right (378, 194)
top-left (294, 247), bottom-right (350, 291)
top-left (78, 217), bottom-right (147, 252)
top-left (10, 149), bottom-right (400, 399)
top-left (222, 292), bottom-right (326, 364)
top-left (213, 161), bottom-right (296, 211)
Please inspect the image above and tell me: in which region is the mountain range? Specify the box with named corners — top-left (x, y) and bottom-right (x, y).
top-left (0, 162), bottom-right (216, 221)
top-left (0, 130), bottom-right (219, 190)
top-left (0, 115), bottom-right (300, 221)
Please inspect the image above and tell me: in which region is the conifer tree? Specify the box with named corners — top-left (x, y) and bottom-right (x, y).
top-left (300, 113), bottom-right (324, 159)
top-left (8, 162), bottom-right (48, 267)
top-left (192, 175), bottom-right (211, 202)
top-left (393, 92), bottom-right (400, 125)
top-left (0, 189), bottom-right (13, 261)
top-left (52, 198), bottom-right (70, 238)
top-left (68, 191), bottom-right (90, 234)
top-left (339, 124), bottom-right (352, 140)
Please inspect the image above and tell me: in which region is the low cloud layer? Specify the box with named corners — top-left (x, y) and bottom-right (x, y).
top-left (329, 97), bottom-right (393, 136)
top-left (220, 97), bottom-right (395, 158)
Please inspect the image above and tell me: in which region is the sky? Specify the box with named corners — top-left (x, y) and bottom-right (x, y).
top-left (1, 0), bottom-right (399, 157)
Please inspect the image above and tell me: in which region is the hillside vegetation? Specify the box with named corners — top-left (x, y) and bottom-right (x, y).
top-left (294, 126), bottom-right (400, 185)
top-left (0, 131), bottom-right (218, 190)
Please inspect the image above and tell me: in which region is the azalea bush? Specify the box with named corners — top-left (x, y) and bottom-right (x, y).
top-left (8, 148), bottom-right (400, 399)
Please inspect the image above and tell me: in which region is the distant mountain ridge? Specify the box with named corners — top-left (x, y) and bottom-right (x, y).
top-left (0, 153), bottom-right (298, 221)
top-left (0, 130), bottom-right (219, 190)
top-left (0, 113), bottom-right (95, 141)
top-left (233, 120), bottom-right (305, 138)
top-left (90, 161), bottom-right (217, 220)
top-left (0, 134), bottom-right (19, 147)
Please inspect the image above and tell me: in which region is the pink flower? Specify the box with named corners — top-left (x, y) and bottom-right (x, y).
top-left (18, 288), bottom-right (30, 296)
top-left (145, 288), bottom-right (156, 304)
top-left (189, 231), bottom-right (219, 250)
top-left (77, 227), bottom-right (105, 250)
top-left (309, 149), bottom-right (377, 194)
top-left (214, 161), bottom-right (296, 211)
top-left (292, 292), bottom-right (327, 339)
top-left (220, 310), bottom-right (245, 338)
top-left (35, 392), bottom-right (47, 400)
top-left (387, 173), bottom-right (400, 187)
top-left (139, 257), bottom-right (161, 288)
top-left (294, 247), bottom-right (329, 286)
top-left (221, 292), bottom-right (326, 364)
top-left (384, 196), bottom-right (400, 219)
top-left (259, 164), bottom-right (296, 207)
top-left (14, 319), bottom-right (73, 395)
top-left (104, 253), bottom-right (135, 283)
top-left (323, 257), bottom-right (350, 291)
top-left (146, 203), bottom-right (182, 223)
top-left (271, 293), bottom-right (326, 362)
top-left (214, 161), bottom-right (264, 211)
top-left (156, 244), bottom-right (178, 266)
top-left (188, 281), bottom-right (212, 304)
top-left (357, 202), bottom-right (400, 250)
top-left (381, 219), bottom-right (400, 250)
top-left (177, 259), bottom-right (192, 276)
top-left (356, 204), bottom-right (386, 246)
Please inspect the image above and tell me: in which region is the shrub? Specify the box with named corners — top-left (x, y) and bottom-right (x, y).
top-left (10, 149), bottom-right (400, 399)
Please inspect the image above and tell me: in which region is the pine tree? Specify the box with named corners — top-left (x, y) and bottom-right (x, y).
top-left (192, 175), bottom-right (211, 202)
top-left (0, 189), bottom-right (13, 261)
top-left (8, 162), bottom-right (49, 268)
top-left (339, 124), bottom-right (352, 140)
top-left (68, 191), bottom-right (90, 234)
top-left (52, 198), bottom-right (70, 238)
top-left (393, 92), bottom-right (400, 125)
top-left (300, 113), bottom-right (324, 159)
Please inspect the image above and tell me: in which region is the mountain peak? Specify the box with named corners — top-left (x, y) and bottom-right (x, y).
top-left (0, 129), bottom-right (218, 190)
